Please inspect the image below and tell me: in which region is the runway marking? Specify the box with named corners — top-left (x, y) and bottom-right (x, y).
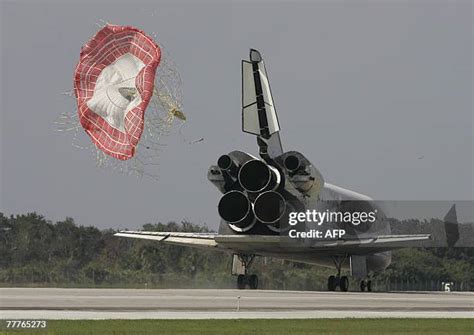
top-left (1, 288), bottom-right (473, 319)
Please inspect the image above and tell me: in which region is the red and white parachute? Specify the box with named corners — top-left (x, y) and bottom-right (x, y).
top-left (58, 23), bottom-right (189, 178)
top-left (74, 24), bottom-right (161, 160)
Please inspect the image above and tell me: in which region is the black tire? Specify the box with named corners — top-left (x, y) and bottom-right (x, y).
top-left (237, 274), bottom-right (246, 289)
top-left (340, 276), bottom-right (349, 292)
top-left (249, 274), bottom-right (258, 290)
top-left (328, 275), bottom-right (337, 291)
top-left (360, 280), bottom-right (366, 292)
top-left (367, 280), bottom-right (372, 292)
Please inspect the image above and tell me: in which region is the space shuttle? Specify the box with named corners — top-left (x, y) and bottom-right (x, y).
top-left (116, 49), bottom-right (459, 292)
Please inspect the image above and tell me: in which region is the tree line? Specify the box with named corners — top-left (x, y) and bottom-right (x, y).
top-left (0, 212), bottom-right (472, 291)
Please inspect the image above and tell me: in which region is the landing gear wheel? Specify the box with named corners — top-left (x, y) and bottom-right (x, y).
top-left (328, 275), bottom-right (337, 291)
top-left (367, 280), bottom-right (372, 292)
top-left (329, 255), bottom-right (349, 292)
top-left (340, 276), bottom-right (349, 292)
top-left (237, 274), bottom-right (246, 289)
top-left (360, 280), bottom-right (366, 292)
top-left (249, 274), bottom-right (259, 290)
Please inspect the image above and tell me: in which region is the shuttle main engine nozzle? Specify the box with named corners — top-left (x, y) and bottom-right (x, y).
top-left (238, 159), bottom-right (281, 193)
top-left (218, 190), bottom-right (256, 232)
top-left (253, 191), bottom-right (286, 224)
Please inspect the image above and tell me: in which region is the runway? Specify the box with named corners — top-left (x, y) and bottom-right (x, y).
top-left (1, 288), bottom-right (473, 319)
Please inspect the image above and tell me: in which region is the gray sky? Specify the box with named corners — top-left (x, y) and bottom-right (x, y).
top-left (1, 1), bottom-right (472, 230)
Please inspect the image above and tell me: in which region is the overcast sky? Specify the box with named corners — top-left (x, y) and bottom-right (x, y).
top-left (1, 1), bottom-right (472, 229)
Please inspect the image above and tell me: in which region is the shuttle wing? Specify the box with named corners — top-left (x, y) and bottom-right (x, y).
top-left (115, 231), bottom-right (219, 250)
top-left (214, 234), bottom-right (431, 254)
top-left (115, 231), bottom-right (430, 254)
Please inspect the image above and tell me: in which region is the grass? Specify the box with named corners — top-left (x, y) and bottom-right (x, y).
top-left (1, 319), bottom-right (473, 335)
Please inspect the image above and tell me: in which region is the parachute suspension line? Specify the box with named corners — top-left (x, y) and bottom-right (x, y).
top-left (95, 19), bottom-right (109, 29)
top-left (151, 54), bottom-right (203, 146)
top-left (177, 122), bottom-right (204, 145)
top-left (152, 50), bottom-right (185, 136)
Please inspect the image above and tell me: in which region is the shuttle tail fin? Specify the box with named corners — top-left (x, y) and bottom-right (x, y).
top-left (242, 49), bottom-right (283, 159)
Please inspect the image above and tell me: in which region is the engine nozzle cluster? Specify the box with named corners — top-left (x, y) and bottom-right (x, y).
top-left (210, 151), bottom-right (321, 233)
top-left (214, 155), bottom-right (288, 232)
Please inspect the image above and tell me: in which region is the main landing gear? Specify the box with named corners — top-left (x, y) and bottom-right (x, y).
top-left (235, 254), bottom-right (259, 290)
top-left (359, 279), bottom-right (372, 292)
top-left (327, 275), bottom-right (349, 292)
top-left (237, 273), bottom-right (259, 290)
top-left (327, 256), bottom-right (349, 292)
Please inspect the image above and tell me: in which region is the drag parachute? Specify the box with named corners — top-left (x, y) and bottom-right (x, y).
top-left (57, 23), bottom-right (191, 178)
top-left (74, 24), bottom-right (161, 160)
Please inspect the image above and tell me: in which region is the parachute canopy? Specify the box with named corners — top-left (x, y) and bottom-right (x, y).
top-left (74, 24), bottom-right (161, 160)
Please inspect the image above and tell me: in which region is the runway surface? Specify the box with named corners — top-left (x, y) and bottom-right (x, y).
top-left (1, 288), bottom-right (473, 319)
